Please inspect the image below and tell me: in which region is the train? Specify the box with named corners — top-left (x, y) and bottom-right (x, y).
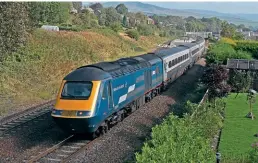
top-left (51, 37), bottom-right (206, 138)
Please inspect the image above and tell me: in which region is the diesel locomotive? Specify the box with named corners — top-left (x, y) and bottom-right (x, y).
top-left (51, 37), bottom-right (205, 137)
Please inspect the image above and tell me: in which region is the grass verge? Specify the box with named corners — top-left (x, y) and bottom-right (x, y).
top-left (219, 93), bottom-right (258, 162)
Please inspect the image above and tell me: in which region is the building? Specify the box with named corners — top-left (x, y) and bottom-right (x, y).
top-left (147, 17), bottom-right (155, 25)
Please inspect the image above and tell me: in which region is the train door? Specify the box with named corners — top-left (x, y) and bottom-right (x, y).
top-left (144, 70), bottom-right (152, 92)
top-left (152, 64), bottom-right (157, 87)
top-left (107, 80), bottom-right (114, 110)
top-left (101, 80), bottom-right (114, 114)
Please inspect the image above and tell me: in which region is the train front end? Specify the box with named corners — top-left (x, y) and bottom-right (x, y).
top-left (51, 66), bottom-right (111, 134)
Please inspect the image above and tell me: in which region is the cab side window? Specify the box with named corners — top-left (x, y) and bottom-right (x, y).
top-left (102, 84), bottom-right (107, 99)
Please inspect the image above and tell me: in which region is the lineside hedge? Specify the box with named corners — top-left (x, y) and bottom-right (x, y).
top-left (235, 41), bottom-right (258, 59)
top-left (136, 100), bottom-right (225, 163)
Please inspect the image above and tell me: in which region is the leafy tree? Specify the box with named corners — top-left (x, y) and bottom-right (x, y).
top-left (28, 2), bottom-right (70, 26)
top-left (137, 24), bottom-right (154, 36)
top-left (122, 15), bottom-right (128, 27)
top-left (202, 65), bottom-right (231, 103)
top-left (206, 42), bottom-right (252, 65)
top-left (89, 3), bottom-right (103, 11)
top-left (72, 2), bottom-right (82, 12)
top-left (110, 22), bottom-right (122, 32)
top-left (0, 2), bottom-right (30, 61)
top-left (228, 69), bottom-right (252, 98)
top-left (99, 7), bottom-right (121, 27)
top-left (115, 4), bottom-right (128, 15)
top-left (78, 10), bottom-right (99, 28)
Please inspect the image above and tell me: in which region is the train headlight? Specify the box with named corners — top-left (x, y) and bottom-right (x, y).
top-left (52, 109), bottom-right (62, 115)
top-left (76, 111), bottom-right (91, 116)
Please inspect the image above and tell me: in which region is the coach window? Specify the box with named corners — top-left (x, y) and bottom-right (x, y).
top-left (172, 60), bottom-right (175, 66)
top-left (169, 61), bottom-right (172, 68)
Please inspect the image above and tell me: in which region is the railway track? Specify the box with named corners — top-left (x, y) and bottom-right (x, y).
top-left (0, 100), bottom-right (54, 139)
top-left (24, 135), bottom-right (93, 163)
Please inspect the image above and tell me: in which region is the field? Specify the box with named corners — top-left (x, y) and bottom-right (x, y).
top-left (0, 29), bottom-right (168, 117)
top-left (219, 93), bottom-right (258, 162)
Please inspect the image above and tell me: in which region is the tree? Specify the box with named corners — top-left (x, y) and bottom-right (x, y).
top-left (72, 2), bottom-right (82, 13)
top-left (0, 2), bottom-right (30, 61)
top-left (228, 69), bottom-right (252, 98)
top-left (89, 3), bottom-right (103, 11)
top-left (246, 90), bottom-right (256, 120)
top-left (122, 15), bottom-right (128, 27)
top-left (99, 7), bottom-right (121, 27)
top-left (28, 2), bottom-right (70, 26)
top-left (221, 21), bottom-right (237, 38)
top-left (77, 10), bottom-right (99, 29)
top-left (115, 4), bottom-right (128, 15)
top-left (202, 65), bottom-right (231, 104)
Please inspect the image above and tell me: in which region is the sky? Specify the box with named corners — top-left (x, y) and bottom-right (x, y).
top-left (145, 2), bottom-right (258, 14)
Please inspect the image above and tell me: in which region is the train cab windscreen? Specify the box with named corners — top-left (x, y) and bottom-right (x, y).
top-left (61, 81), bottom-right (93, 99)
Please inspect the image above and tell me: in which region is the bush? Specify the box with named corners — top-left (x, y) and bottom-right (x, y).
top-left (110, 22), bottom-right (122, 32)
top-left (126, 29), bottom-right (139, 40)
top-left (249, 142), bottom-right (258, 162)
top-left (235, 41), bottom-right (258, 59)
top-left (220, 37), bottom-right (237, 46)
top-left (137, 24), bottom-right (154, 36)
top-left (136, 100), bottom-right (224, 163)
top-left (206, 42), bottom-right (252, 65)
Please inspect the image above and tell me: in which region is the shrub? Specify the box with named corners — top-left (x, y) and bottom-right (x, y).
top-left (110, 22), bottom-right (122, 32)
top-left (235, 41), bottom-right (258, 59)
top-left (206, 43), bottom-right (237, 65)
top-left (126, 29), bottom-right (139, 40)
top-left (206, 42), bottom-right (252, 65)
top-left (136, 100), bottom-right (225, 163)
top-left (137, 24), bottom-right (154, 36)
top-left (249, 142), bottom-right (258, 162)
top-left (220, 37), bottom-right (237, 46)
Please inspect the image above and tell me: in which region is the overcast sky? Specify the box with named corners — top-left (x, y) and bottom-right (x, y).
top-left (146, 2), bottom-right (258, 14)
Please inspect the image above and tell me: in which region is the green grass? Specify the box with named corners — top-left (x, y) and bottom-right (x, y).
top-left (219, 93), bottom-right (258, 161)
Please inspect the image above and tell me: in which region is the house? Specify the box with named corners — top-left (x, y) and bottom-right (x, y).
top-left (70, 6), bottom-right (78, 14)
top-left (82, 7), bottom-right (94, 14)
top-left (147, 17), bottom-right (155, 25)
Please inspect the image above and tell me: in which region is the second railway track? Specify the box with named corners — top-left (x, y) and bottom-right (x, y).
top-left (0, 100), bottom-right (54, 138)
top-left (25, 135), bottom-right (94, 163)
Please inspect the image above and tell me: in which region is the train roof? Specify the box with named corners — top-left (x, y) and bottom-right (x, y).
top-left (64, 57), bottom-right (150, 81)
top-left (155, 46), bottom-right (189, 58)
top-left (135, 53), bottom-right (162, 65)
top-left (175, 42), bottom-right (197, 48)
top-left (64, 66), bottom-right (111, 81)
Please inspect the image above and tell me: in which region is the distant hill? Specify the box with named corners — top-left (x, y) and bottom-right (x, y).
top-left (101, 2), bottom-right (258, 28)
top-left (102, 2), bottom-right (200, 17)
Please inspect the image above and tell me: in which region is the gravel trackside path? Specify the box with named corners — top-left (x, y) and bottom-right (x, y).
top-left (67, 59), bottom-right (206, 163)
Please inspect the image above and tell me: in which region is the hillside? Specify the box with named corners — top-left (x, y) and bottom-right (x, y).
top-left (103, 2), bottom-right (200, 17)
top-left (102, 2), bottom-right (258, 28)
top-left (0, 29), bottom-right (168, 117)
